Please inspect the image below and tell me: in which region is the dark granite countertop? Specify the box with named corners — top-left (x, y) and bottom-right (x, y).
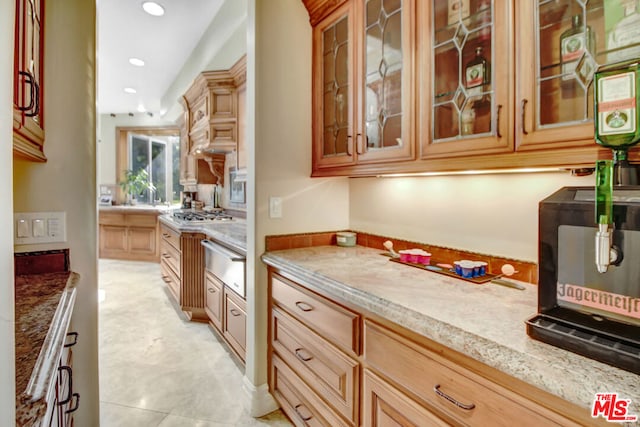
top-left (15, 271), bottom-right (78, 426)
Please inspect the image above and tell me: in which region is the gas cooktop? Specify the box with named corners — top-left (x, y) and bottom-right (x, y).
top-left (172, 209), bottom-right (233, 222)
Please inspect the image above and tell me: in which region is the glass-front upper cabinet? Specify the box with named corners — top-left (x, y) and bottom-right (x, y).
top-left (517, 0), bottom-right (640, 150)
top-left (312, 0), bottom-right (415, 172)
top-left (421, 0), bottom-right (513, 158)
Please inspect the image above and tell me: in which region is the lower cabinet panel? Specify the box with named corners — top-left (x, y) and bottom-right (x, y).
top-left (224, 289), bottom-right (246, 362)
top-left (271, 355), bottom-right (350, 427)
top-left (363, 369), bottom-right (450, 427)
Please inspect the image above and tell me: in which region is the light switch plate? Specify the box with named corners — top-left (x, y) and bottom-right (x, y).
top-left (269, 197), bottom-right (283, 218)
top-left (14, 212), bottom-right (67, 244)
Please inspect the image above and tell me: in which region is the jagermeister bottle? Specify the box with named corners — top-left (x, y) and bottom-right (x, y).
top-left (559, 14), bottom-right (594, 92)
top-left (465, 46), bottom-right (490, 99)
top-left (594, 61), bottom-right (640, 149)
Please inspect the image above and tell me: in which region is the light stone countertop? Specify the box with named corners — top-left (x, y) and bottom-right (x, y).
top-left (262, 245), bottom-right (640, 424)
top-left (99, 204), bottom-right (174, 214)
top-left (158, 215), bottom-right (246, 254)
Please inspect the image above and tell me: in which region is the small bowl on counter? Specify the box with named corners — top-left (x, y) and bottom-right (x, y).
top-left (336, 232), bottom-right (357, 247)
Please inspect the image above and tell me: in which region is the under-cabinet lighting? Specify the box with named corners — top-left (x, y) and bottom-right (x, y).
top-left (142, 1), bottom-right (165, 16)
top-left (123, 87), bottom-right (137, 94)
top-left (129, 57), bottom-right (145, 67)
top-left (374, 167), bottom-right (569, 178)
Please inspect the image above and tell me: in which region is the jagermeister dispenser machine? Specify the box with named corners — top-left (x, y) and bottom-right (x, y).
top-left (527, 61), bottom-right (640, 375)
top-left (594, 60), bottom-right (640, 274)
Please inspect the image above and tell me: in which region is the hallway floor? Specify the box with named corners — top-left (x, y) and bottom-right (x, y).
top-left (99, 259), bottom-right (292, 426)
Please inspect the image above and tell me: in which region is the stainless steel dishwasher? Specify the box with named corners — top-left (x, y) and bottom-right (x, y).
top-left (201, 239), bottom-right (246, 298)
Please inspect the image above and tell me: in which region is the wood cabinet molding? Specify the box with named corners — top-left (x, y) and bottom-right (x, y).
top-left (302, 0), bottom-right (349, 26)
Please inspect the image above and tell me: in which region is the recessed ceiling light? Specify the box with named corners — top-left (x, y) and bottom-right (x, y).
top-left (142, 1), bottom-right (165, 16)
top-left (129, 57), bottom-right (145, 67)
top-left (123, 87), bottom-right (137, 94)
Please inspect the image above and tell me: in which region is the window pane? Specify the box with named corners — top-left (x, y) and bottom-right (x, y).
top-left (151, 141), bottom-right (166, 203)
top-left (171, 137), bottom-right (182, 203)
top-left (130, 135), bottom-right (149, 174)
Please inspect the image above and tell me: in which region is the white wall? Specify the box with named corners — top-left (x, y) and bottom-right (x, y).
top-left (98, 113), bottom-right (176, 185)
top-left (245, 0), bottom-right (350, 415)
top-left (13, 0), bottom-right (99, 424)
top-left (350, 171), bottom-right (594, 262)
top-left (0, 0), bottom-right (16, 424)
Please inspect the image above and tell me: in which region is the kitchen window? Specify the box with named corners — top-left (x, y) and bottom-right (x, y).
top-left (116, 126), bottom-right (181, 205)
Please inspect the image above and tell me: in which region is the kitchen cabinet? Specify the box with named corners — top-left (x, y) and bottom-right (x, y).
top-left (177, 97), bottom-right (219, 189)
top-left (231, 56), bottom-right (247, 170)
top-left (45, 332), bottom-right (80, 427)
top-left (159, 222), bottom-right (208, 321)
top-left (420, 0), bottom-right (513, 159)
top-left (269, 272), bottom-right (360, 426)
top-left (304, 0), bottom-right (640, 176)
top-left (266, 266), bottom-right (605, 427)
top-left (13, 0), bottom-right (46, 162)
top-left (204, 271), bottom-right (247, 363)
top-left (309, 0), bottom-right (416, 173)
top-left (99, 210), bottom-right (160, 262)
top-left (363, 369), bottom-right (449, 427)
top-left (223, 287), bottom-right (246, 362)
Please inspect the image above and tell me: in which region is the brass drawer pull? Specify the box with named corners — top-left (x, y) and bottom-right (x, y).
top-left (295, 301), bottom-right (314, 312)
top-left (294, 348), bottom-right (313, 362)
top-left (162, 253), bottom-right (171, 259)
top-left (434, 384), bottom-right (475, 410)
top-left (207, 287), bottom-right (216, 293)
top-left (230, 308), bottom-right (242, 317)
top-left (294, 404), bottom-right (313, 422)
top-left (162, 233), bottom-right (171, 238)
top-left (161, 275), bottom-right (171, 283)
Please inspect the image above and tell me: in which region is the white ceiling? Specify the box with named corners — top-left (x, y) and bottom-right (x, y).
top-left (97, 0), bottom-right (224, 115)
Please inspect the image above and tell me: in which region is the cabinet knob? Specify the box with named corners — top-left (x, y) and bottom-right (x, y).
top-left (229, 308), bottom-right (242, 317)
top-left (294, 347), bottom-right (314, 362)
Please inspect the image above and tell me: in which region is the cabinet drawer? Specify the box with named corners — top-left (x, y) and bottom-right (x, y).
top-left (224, 289), bottom-right (246, 361)
top-left (205, 270), bottom-right (223, 331)
top-left (99, 212), bottom-right (125, 226)
top-left (271, 355), bottom-right (350, 427)
top-left (364, 321), bottom-right (578, 427)
top-left (125, 213), bottom-right (157, 227)
top-left (161, 259), bottom-right (180, 302)
top-left (160, 240), bottom-right (180, 277)
top-left (271, 274), bottom-right (360, 355)
top-left (272, 307), bottom-right (358, 424)
top-left (363, 369), bottom-right (450, 427)
top-left (160, 224), bottom-right (180, 250)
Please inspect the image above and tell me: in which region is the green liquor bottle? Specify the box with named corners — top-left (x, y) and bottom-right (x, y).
top-left (559, 14), bottom-right (594, 93)
top-left (594, 60), bottom-right (640, 149)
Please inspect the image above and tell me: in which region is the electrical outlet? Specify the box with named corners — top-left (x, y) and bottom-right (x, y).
top-left (269, 197), bottom-right (283, 218)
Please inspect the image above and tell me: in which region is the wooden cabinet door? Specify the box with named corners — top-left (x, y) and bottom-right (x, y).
top-left (420, 0), bottom-right (514, 159)
top-left (516, 1), bottom-right (602, 152)
top-left (312, 1), bottom-right (358, 169)
top-left (363, 369), bottom-right (450, 427)
top-left (99, 225), bottom-right (128, 257)
top-left (127, 226), bottom-right (157, 258)
top-left (204, 270), bottom-right (223, 331)
top-left (13, 0), bottom-right (46, 161)
top-left (223, 288), bottom-right (246, 361)
top-left (354, 0), bottom-right (416, 165)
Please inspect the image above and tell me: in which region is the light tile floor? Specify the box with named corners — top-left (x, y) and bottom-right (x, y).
top-left (99, 259), bottom-right (292, 427)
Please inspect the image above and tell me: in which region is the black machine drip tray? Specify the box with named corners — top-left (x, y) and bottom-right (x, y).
top-left (526, 314), bottom-right (640, 375)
